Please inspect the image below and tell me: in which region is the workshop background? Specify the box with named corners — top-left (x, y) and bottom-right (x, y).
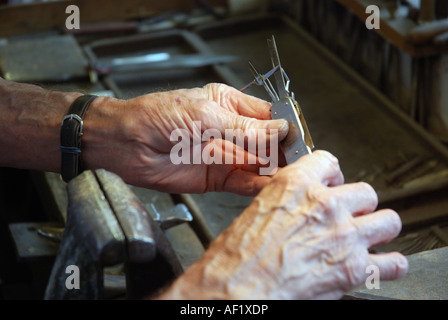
top-left (0, 0), bottom-right (447, 300)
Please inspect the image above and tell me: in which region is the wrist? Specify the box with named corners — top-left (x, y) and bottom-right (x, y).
top-left (80, 95), bottom-right (128, 173)
top-left (33, 90), bottom-right (84, 173)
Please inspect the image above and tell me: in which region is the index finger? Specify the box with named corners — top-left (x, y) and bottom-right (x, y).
top-left (229, 89), bottom-right (272, 120)
top-left (286, 150), bottom-right (345, 187)
top-left (205, 83), bottom-right (272, 120)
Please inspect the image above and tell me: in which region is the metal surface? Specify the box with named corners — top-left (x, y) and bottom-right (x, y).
top-left (346, 246), bottom-right (448, 300)
top-left (44, 170), bottom-right (184, 300)
top-left (94, 52), bottom-right (239, 75)
top-left (0, 35), bottom-right (89, 82)
top-left (83, 29), bottom-right (244, 99)
top-left (95, 169), bottom-right (183, 300)
top-left (95, 169), bottom-right (157, 264)
top-left (8, 222), bottom-right (61, 261)
top-left (44, 170), bottom-right (126, 300)
top-left (154, 203), bottom-right (193, 230)
top-left (272, 98), bottom-right (311, 163)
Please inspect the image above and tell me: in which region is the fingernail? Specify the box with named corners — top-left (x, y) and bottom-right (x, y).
top-left (398, 255), bottom-right (408, 269)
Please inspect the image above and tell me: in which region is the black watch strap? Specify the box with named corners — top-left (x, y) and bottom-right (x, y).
top-left (60, 95), bottom-right (98, 182)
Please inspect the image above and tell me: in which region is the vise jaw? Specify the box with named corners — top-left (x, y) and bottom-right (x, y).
top-left (44, 169), bottom-right (184, 300)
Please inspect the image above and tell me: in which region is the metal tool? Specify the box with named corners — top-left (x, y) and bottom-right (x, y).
top-left (93, 52), bottom-right (239, 75)
top-left (44, 169), bottom-right (184, 300)
top-left (241, 35), bottom-right (314, 164)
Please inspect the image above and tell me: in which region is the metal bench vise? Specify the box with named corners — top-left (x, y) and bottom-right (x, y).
top-left (44, 169), bottom-right (185, 300)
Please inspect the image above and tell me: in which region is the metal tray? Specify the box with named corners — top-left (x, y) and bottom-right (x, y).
top-left (83, 29), bottom-right (243, 99)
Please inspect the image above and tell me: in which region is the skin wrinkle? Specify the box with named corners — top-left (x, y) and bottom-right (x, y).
top-left (307, 266), bottom-right (344, 299)
top-left (202, 238), bottom-right (242, 298)
top-left (206, 83), bottom-right (225, 109)
top-left (227, 85), bottom-right (271, 119)
top-left (340, 252), bottom-right (369, 291)
top-left (128, 94), bottom-right (197, 154)
top-left (203, 160), bottom-right (211, 194)
top-left (83, 98), bottom-right (177, 187)
top-left (278, 222), bottom-right (342, 299)
top-left (277, 220), bottom-right (354, 298)
top-left (141, 95), bottom-right (179, 144)
top-left (215, 223), bottom-right (275, 299)
top-left (201, 139), bottom-right (273, 195)
top-left (122, 84), bottom-right (284, 194)
top-left (211, 84), bottom-right (227, 110)
top-left (217, 167), bottom-right (238, 192)
top-left (327, 223), bottom-right (370, 291)
top-left (221, 195), bottom-right (308, 298)
top-left (205, 83), bottom-right (276, 137)
top-left (320, 163), bottom-right (343, 186)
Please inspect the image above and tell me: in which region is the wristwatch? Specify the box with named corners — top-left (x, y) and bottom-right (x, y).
top-left (60, 94), bottom-right (98, 182)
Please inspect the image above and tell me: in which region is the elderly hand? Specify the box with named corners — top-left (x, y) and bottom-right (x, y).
top-left (157, 150), bottom-right (408, 300)
top-left (83, 83), bottom-right (288, 195)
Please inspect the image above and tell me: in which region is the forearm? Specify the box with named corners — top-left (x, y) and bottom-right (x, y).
top-left (0, 77), bottom-right (82, 171)
top-left (0, 77), bottom-right (124, 173)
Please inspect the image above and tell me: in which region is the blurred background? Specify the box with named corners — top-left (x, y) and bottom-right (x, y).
top-left (0, 0), bottom-right (447, 300)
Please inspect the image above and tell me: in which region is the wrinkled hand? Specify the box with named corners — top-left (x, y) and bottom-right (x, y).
top-left (157, 150), bottom-right (408, 300)
top-left (84, 83), bottom-right (288, 195)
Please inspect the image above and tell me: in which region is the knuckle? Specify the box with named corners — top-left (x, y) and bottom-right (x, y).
top-left (239, 116), bottom-right (256, 131)
top-left (392, 253), bottom-right (409, 278)
top-left (306, 185), bottom-right (338, 215)
top-left (357, 181), bottom-right (379, 208)
top-left (275, 166), bottom-right (310, 186)
top-left (314, 150), bottom-right (340, 169)
top-left (272, 169), bottom-right (294, 186)
top-left (341, 256), bottom-right (369, 290)
top-left (382, 209), bottom-right (402, 236)
top-left (203, 83), bottom-right (229, 101)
